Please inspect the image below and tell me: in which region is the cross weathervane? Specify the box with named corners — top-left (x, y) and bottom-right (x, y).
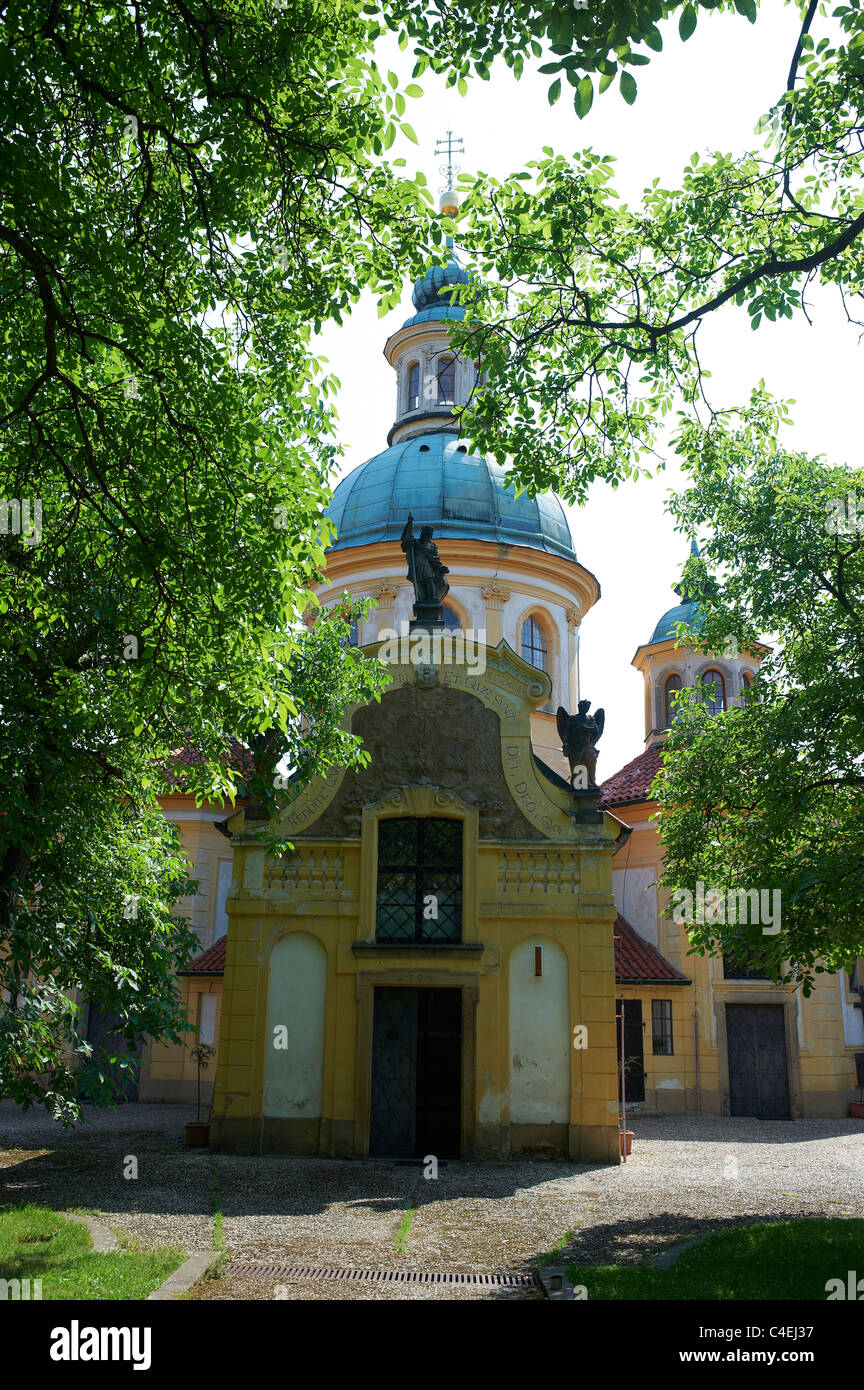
top-left (435, 131), bottom-right (464, 191)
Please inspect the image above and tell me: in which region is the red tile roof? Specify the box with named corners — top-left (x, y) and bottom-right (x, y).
top-left (601, 744), bottom-right (665, 808)
top-left (163, 740), bottom-right (253, 791)
top-left (180, 919), bottom-right (687, 985)
top-left (179, 936), bottom-right (227, 975)
top-left (614, 914), bottom-right (689, 984)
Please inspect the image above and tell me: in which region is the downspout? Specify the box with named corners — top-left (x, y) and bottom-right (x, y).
top-left (693, 1003), bottom-right (702, 1117)
top-left (619, 1001), bottom-right (627, 1163)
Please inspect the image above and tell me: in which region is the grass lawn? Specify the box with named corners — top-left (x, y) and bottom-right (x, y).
top-left (566, 1219), bottom-right (864, 1300)
top-left (0, 1204), bottom-right (185, 1300)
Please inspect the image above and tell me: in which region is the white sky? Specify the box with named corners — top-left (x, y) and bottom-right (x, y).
top-left (318, 3), bottom-right (861, 777)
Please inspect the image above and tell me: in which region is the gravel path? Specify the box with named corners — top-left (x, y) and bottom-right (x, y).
top-left (1, 1103), bottom-right (861, 1300)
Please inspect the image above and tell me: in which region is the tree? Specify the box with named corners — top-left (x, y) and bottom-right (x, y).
top-left (391, 0), bottom-right (864, 500)
top-left (391, 0), bottom-right (864, 980)
top-left (653, 391), bottom-right (864, 986)
top-left (0, 0), bottom-right (429, 1117)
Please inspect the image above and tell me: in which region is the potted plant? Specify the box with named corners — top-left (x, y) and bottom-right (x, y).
top-left (185, 1043), bottom-right (216, 1146)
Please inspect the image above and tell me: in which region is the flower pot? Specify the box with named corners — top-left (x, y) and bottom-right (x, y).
top-left (849, 1102), bottom-right (864, 1119)
top-left (185, 1120), bottom-right (210, 1147)
top-left (619, 1129), bottom-right (634, 1156)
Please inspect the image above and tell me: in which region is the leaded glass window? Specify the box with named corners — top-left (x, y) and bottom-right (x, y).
top-left (376, 818), bottom-right (462, 944)
top-left (664, 673), bottom-right (682, 726)
top-left (437, 356), bottom-right (456, 405)
top-left (652, 999), bottom-right (674, 1055)
top-left (701, 668), bottom-right (726, 714)
top-left (522, 614), bottom-right (551, 711)
top-left (723, 947), bottom-right (770, 980)
top-left (407, 361), bottom-right (420, 411)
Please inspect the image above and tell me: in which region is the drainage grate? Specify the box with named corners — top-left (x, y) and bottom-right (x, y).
top-left (225, 1260), bottom-right (537, 1288)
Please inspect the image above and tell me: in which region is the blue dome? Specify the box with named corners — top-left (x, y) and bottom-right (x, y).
top-left (649, 599), bottom-right (702, 644)
top-left (648, 542), bottom-right (705, 642)
top-left (327, 432), bottom-right (576, 559)
top-left (403, 254), bottom-right (471, 328)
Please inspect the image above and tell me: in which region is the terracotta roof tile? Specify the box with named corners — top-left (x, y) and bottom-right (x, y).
top-left (180, 919), bottom-right (686, 984)
top-left (614, 914), bottom-right (689, 985)
top-left (179, 936), bottom-right (227, 975)
top-left (601, 744), bottom-right (664, 807)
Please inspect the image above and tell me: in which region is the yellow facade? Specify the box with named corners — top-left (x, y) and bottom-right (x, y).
top-left (208, 643), bottom-right (626, 1162)
top-left (138, 794), bottom-right (236, 1104)
top-left (612, 793), bottom-right (863, 1118)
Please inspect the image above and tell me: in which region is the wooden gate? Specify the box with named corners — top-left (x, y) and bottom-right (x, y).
top-left (726, 1002), bottom-right (791, 1119)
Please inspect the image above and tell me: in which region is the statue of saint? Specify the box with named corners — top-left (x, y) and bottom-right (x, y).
top-left (556, 700), bottom-right (605, 789)
top-left (400, 513), bottom-right (450, 605)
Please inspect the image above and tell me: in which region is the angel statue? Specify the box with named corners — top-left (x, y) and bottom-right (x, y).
top-left (556, 700), bottom-right (605, 790)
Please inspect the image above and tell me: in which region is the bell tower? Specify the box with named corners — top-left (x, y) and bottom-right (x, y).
top-left (631, 542), bottom-right (761, 747)
top-left (384, 132), bottom-right (479, 446)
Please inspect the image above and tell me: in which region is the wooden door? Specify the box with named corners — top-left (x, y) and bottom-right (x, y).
top-left (726, 1002), bottom-right (791, 1119)
top-left (617, 999), bottom-right (646, 1104)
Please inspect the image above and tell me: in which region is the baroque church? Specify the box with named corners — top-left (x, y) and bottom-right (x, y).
top-left (138, 189), bottom-right (864, 1158)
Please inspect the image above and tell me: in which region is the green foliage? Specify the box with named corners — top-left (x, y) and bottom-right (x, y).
top-left (0, 0), bottom-right (427, 1116)
top-left (565, 1219), bottom-right (864, 1299)
top-left (392, 0), bottom-right (754, 116)
top-left (0, 1203), bottom-right (185, 1300)
top-left (655, 392), bottom-right (864, 983)
top-left (409, 0), bottom-right (864, 501)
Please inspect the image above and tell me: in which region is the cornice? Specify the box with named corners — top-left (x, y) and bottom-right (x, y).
top-left (323, 538), bottom-right (600, 613)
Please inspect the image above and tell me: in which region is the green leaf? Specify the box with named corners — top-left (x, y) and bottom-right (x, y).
top-left (679, 6), bottom-right (697, 40)
top-left (620, 71), bottom-right (638, 105)
top-left (548, 77), bottom-right (562, 105)
top-left (575, 75), bottom-right (594, 118)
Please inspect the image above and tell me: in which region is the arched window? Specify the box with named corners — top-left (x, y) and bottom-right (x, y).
top-left (442, 604), bottom-right (461, 631)
top-left (742, 671), bottom-right (753, 689)
top-left (664, 673), bottom-right (682, 726)
top-left (701, 668), bottom-right (726, 715)
top-left (437, 356), bottom-right (456, 405)
top-left (522, 614), bottom-right (551, 711)
top-left (407, 361), bottom-right (420, 411)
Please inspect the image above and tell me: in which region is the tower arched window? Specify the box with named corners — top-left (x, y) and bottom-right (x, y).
top-left (521, 614), bottom-right (551, 712)
top-left (442, 604), bottom-right (461, 632)
top-left (437, 356), bottom-right (456, 405)
top-left (664, 673), bottom-right (682, 726)
top-left (407, 361), bottom-right (420, 411)
top-left (701, 668), bottom-right (726, 715)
